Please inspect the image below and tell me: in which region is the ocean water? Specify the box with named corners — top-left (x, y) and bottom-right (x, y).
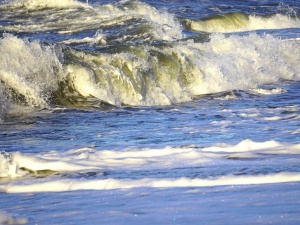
top-left (0, 0), bottom-right (300, 224)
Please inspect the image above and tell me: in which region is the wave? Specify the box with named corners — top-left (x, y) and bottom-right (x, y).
top-left (0, 0), bottom-right (182, 42)
top-left (0, 34), bottom-right (62, 118)
top-left (0, 33), bottom-right (300, 118)
top-left (185, 13), bottom-right (300, 33)
top-left (1, 139), bottom-right (300, 193)
top-left (2, 173), bottom-right (300, 193)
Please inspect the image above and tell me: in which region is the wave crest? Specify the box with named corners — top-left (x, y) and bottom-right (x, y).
top-left (0, 34), bottom-right (62, 110)
top-left (0, 33), bottom-right (300, 116)
top-left (185, 13), bottom-right (300, 33)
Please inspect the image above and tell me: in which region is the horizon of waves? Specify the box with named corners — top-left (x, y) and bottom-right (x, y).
top-left (0, 0), bottom-right (182, 43)
top-left (0, 32), bottom-right (300, 119)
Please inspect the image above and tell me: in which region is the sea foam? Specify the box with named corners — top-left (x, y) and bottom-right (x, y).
top-left (0, 139), bottom-right (299, 183)
top-left (2, 173), bottom-right (300, 193)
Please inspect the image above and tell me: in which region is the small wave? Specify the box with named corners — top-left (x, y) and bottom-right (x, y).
top-left (1, 173), bottom-right (300, 193)
top-left (1, 139), bottom-right (300, 180)
top-left (185, 13), bottom-right (300, 33)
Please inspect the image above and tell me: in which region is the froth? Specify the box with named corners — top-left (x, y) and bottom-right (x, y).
top-left (1, 140), bottom-right (300, 179)
top-left (195, 33), bottom-right (300, 94)
top-left (2, 173), bottom-right (300, 193)
top-left (1, 139), bottom-right (300, 193)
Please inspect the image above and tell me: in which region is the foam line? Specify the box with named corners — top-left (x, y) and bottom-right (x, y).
top-left (1, 173), bottom-right (300, 193)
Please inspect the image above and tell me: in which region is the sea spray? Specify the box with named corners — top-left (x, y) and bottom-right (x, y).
top-left (0, 34), bottom-right (62, 110)
top-left (0, 32), bottom-right (300, 112)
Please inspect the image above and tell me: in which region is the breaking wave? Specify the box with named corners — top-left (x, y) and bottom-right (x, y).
top-left (0, 32), bottom-right (300, 118)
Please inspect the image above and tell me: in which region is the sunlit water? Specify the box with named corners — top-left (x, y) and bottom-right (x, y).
top-left (0, 0), bottom-right (300, 224)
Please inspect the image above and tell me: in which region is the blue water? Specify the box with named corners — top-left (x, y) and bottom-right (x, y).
top-left (0, 0), bottom-right (300, 224)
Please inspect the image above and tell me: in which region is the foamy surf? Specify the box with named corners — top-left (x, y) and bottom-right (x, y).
top-left (1, 139), bottom-right (299, 193)
top-left (2, 173), bottom-right (300, 193)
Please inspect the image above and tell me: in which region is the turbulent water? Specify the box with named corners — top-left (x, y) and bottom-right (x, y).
top-left (0, 0), bottom-right (300, 224)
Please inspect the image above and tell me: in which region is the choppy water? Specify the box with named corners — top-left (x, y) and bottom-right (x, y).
top-left (0, 0), bottom-right (300, 224)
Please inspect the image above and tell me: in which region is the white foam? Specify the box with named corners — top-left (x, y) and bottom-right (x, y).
top-left (248, 14), bottom-right (300, 31)
top-left (190, 33), bottom-right (300, 95)
top-left (1, 173), bottom-right (300, 193)
top-left (1, 139), bottom-right (300, 193)
top-left (249, 88), bottom-right (286, 95)
top-left (202, 139), bottom-right (283, 153)
top-left (1, 140), bottom-right (300, 179)
top-left (0, 34), bottom-right (62, 109)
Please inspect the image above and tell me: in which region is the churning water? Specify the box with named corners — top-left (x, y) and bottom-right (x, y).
top-left (0, 0), bottom-right (300, 224)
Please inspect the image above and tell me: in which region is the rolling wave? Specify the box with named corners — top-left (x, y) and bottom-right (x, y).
top-left (185, 12), bottom-right (300, 33)
top-left (0, 32), bottom-right (300, 118)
